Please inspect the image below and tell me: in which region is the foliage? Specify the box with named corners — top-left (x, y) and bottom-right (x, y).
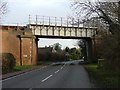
top-left (77, 39), bottom-right (87, 60)
top-left (53, 43), bottom-right (62, 52)
top-left (64, 47), bottom-right (81, 60)
top-left (72, 0), bottom-right (120, 33)
top-left (64, 47), bottom-right (70, 52)
top-left (0, 0), bottom-right (7, 20)
top-left (85, 64), bottom-right (120, 88)
top-left (38, 52), bottom-right (66, 62)
top-left (1, 53), bottom-right (16, 74)
top-left (14, 65), bottom-right (36, 71)
top-left (72, 0), bottom-right (120, 71)
top-left (95, 31), bottom-right (120, 72)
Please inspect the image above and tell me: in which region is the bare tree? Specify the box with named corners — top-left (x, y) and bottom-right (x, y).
top-left (0, 0), bottom-right (7, 20)
top-left (72, 0), bottom-right (120, 33)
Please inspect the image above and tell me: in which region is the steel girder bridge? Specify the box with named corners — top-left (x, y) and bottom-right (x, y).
top-left (26, 15), bottom-right (98, 63)
top-left (28, 15), bottom-right (97, 38)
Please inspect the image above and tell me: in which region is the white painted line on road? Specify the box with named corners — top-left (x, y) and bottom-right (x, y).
top-left (41, 66), bottom-right (46, 69)
top-left (2, 66), bottom-right (48, 82)
top-left (3, 73), bottom-right (27, 82)
top-left (41, 75), bottom-right (53, 82)
top-left (54, 70), bottom-right (60, 74)
top-left (61, 67), bottom-right (63, 69)
top-left (28, 88), bottom-right (32, 90)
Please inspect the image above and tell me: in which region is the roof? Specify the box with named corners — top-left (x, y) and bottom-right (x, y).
top-left (38, 47), bottom-right (53, 54)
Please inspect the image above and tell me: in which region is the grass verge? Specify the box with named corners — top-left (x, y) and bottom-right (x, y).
top-left (84, 64), bottom-right (120, 88)
top-left (3, 65), bottom-right (37, 74)
top-left (14, 65), bottom-right (36, 71)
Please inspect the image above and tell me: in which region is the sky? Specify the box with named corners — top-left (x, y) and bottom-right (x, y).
top-left (2, 0), bottom-right (80, 49)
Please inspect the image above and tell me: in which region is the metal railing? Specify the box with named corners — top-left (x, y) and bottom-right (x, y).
top-left (28, 15), bottom-right (84, 27)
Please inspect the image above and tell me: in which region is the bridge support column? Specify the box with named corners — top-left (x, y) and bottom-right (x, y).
top-left (85, 38), bottom-right (93, 63)
top-left (35, 37), bottom-right (39, 65)
top-left (18, 35), bottom-right (37, 65)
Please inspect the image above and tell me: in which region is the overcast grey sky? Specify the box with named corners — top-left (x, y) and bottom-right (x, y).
top-left (2, 0), bottom-right (79, 49)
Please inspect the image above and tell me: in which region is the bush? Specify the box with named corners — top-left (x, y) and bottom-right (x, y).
top-left (95, 31), bottom-right (120, 72)
top-left (1, 53), bottom-right (16, 74)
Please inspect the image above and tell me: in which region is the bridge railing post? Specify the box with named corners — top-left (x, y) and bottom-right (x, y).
top-left (43, 16), bottom-right (44, 25)
top-left (29, 14), bottom-right (31, 25)
top-left (55, 17), bottom-right (57, 26)
top-left (49, 17), bottom-right (50, 26)
top-left (67, 17), bottom-right (68, 27)
top-left (61, 17), bottom-right (62, 27)
top-left (36, 15), bottom-right (38, 25)
top-left (72, 18), bottom-right (74, 27)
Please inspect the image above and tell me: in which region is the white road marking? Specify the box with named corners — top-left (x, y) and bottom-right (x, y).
top-left (28, 88), bottom-right (32, 90)
top-left (41, 75), bottom-right (53, 82)
top-left (54, 70), bottom-right (60, 74)
top-left (61, 67), bottom-right (63, 69)
top-left (2, 66), bottom-right (47, 82)
top-left (41, 66), bottom-right (47, 69)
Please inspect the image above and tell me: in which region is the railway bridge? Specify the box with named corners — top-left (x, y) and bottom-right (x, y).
top-left (1, 15), bottom-right (98, 65)
top-left (27, 15), bottom-right (97, 63)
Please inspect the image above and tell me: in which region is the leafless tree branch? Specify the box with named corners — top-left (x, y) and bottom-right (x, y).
top-left (0, 0), bottom-right (7, 20)
top-left (71, 0), bottom-right (120, 33)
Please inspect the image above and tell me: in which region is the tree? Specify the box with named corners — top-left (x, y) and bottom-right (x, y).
top-left (77, 39), bottom-right (87, 60)
top-left (53, 43), bottom-right (62, 52)
top-left (64, 46), bottom-right (70, 52)
top-left (72, 0), bottom-right (120, 71)
top-left (0, 0), bottom-right (7, 20)
top-left (72, 0), bottom-right (120, 34)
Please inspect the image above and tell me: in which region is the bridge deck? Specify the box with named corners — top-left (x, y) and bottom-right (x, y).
top-left (28, 24), bottom-right (97, 38)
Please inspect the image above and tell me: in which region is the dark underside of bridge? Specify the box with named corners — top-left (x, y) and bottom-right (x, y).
top-left (36, 35), bottom-right (93, 63)
top-left (36, 35), bottom-right (91, 39)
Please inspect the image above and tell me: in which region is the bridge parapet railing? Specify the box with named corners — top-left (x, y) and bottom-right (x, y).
top-left (29, 15), bottom-right (85, 27)
top-left (28, 15), bottom-right (98, 37)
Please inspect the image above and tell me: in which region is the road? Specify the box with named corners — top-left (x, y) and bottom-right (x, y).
top-left (2, 64), bottom-right (91, 88)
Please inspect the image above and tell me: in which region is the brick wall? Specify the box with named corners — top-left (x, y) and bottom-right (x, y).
top-left (21, 36), bottom-right (37, 65)
top-left (0, 29), bottom-right (37, 66)
top-left (1, 30), bottom-right (21, 65)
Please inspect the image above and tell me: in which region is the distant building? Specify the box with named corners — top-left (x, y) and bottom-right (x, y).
top-left (38, 46), bottom-right (66, 61)
top-left (38, 46), bottom-right (56, 54)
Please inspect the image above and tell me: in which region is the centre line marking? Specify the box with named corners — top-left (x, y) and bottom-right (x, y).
top-left (61, 67), bottom-right (63, 69)
top-left (41, 75), bottom-right (53, 82)
top-left (28, 88), bottom-right (32, 90)
top-left (55, 70), bottom-right (59, 73)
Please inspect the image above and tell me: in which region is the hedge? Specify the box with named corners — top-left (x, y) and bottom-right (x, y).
top-left (1, 53), bottom-right (16, 74)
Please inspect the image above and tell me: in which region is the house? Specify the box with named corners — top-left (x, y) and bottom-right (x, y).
top-left (38, 46), bottom-right (66, 62)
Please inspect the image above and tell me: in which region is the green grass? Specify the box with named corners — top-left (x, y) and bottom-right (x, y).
top-left (14, 65), bottom-right (36, 71)
top-left (84, 64), bottom-right (120, 88)
top-left (3, 65), bottom-right (36, 74)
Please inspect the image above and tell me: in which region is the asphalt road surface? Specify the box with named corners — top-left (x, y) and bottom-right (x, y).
top-left (2, 64), bottom-right (91, 88)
